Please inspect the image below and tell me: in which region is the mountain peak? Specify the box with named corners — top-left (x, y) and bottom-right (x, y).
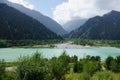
top-left (103, 10), bottom-right (120, 17)
top-left (109, 10), bottom-right (120, 15)
top-left (0, 3), bottom-right (61, 40)
top-left (111, 10), bottom-right (119, 13)
top-left (0, 0), bottom-right (7, 3)
top-left (69, 10), bottom-right (120, 40)
top-left (1, 0), bottom-right (67, 36)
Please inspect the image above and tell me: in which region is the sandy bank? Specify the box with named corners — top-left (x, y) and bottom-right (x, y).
top-left (54, 42), bottom-right (92, 49)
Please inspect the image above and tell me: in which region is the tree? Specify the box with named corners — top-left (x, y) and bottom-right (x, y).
top-left (17, 52), bottom-right (49, 80)
top-left (115, 56), bottom-right (120, 72)
top-left (81, 61), bottom-right (99, 80)
top-left (112, 56), bottom-right (120, 72)
top-left (95, 71), bottom-right (114, 80)
top-left (51, 51), bottom-right (70, 80)
top-left (0, 59), bottom-right (5, 80)
top-left (73, 62), bottom-right (78, 73)
top-left (105, 56), bottom-right (114, 70)
top-left (73, 55), bottom-right (79, 73)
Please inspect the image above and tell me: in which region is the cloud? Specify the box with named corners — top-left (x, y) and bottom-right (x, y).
top-left (8, 0), bottom-right (34, 9)
top-left (53, 0), bottom-right (120, 24)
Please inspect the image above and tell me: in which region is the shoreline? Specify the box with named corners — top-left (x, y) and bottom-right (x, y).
top-left (54, 41), bottom-right (93, 49)
top-left (1, 41), bottom-right (113, 49)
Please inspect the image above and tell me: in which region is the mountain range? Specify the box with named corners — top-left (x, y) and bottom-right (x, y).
top-left (69, 10), bottom-right (120, 40)
top-left (63, 19), bottom-right (86, 33)
top-left (0, 3), bottom-right (61, 40)
top-left (0, 0), bottom-right (67, 36)
top-left (1, 0), bottom-right (120, 40)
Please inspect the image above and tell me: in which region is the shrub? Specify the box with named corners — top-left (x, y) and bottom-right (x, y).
top-left (79, 61), bottom-right (100, 80)
top-left (105, 56), bottom-right (114, 70)
top-left (0, 59), bottom-right (5, 80)
top-left (50, 51), bottom-right (70, 80)
top-left (105, 56), bottom-right (120, 72)
top-left (16, 52), bottom-right (49, 80)
top-left (95, 71), bottom-right (114, 80)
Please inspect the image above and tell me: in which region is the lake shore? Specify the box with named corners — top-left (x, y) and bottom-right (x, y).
top-left (54, 41), bottom-right (92, 49)
top-left (11, 41), bottom-right (93, 49)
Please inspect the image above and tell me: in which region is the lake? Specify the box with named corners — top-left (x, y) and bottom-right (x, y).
top-left (0, 47), bottom-right (120, 62)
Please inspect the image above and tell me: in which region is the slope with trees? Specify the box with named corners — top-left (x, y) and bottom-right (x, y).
top-left (0, 3), bottom-right (61, 40)
top-left (0, 0), bottom-right (67, 36)
top-left (69, 10), bottom-right (120, 40)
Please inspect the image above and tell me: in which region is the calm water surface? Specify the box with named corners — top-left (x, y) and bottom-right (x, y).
top-left (0, 47), bottom-right (120, 62)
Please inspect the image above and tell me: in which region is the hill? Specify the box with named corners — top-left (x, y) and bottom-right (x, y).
top-left (63, 19), bottom-right (86, 33)
top-left (0, 3), bottom-right (61, 40)
top-left (69, 10), bottom-right (120, 40)
top-left (0, 0), bottom-right (67, 36)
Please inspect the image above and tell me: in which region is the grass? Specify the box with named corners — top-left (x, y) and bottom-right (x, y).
top-left (66, 73), bottom-right (81, 80)
top-left (113, 73), bottom-right (120, 80)
top-left (65, 62), bottom-right (120, 80)
top-left (5, 62), bottom-right (18, 67)
top-left (65, 71), bottom-right (120, 80)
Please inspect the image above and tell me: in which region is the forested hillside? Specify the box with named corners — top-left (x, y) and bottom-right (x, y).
top-left (69, 10), bottom-right (120, 40)
top-left (0, 3), bottom-right (61, 40)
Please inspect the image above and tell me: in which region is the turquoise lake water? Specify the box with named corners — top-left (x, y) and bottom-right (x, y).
top-left (0, 47), bottom-right (120, 62)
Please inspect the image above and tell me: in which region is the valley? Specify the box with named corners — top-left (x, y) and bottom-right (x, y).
top-left (0, 0), bottom-right (120, 80)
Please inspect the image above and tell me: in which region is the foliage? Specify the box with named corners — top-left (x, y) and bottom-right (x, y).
top-left (80, 61), bottom-right (101, 80)
top-left (50, 51), bottom-right (70, 80)
top-left (105, 56), bottom-right (114, 70)
top-left (4, 72), bottom-right (17, 80)
top-left (94, 71), bottom-right (114, 80)
top-left (73, 55), bottom-right (79, 73)
top-left (74, 39), bottom-right (94, 46)
top-left (0, 59), bottom-right (5, 80)
top-left (105, 56), bottom-right (120, 72)
top-left (0, 39), bottom-right (63, 48)
top-left (0, 4), bottom-right (61, 40)
top-left (73, 55), bottom-right (101, 73)
top-left (16, 51), bottom-right (70, 80)
top-left (72, 55), bottom-right (101, 80)
top-left (1, 52), bottom-right (120, 80)
top-left (17, 52), bottom-right (49, 80)
top-left (69, 11), bottom-right (120, 40)
top-left (73, 39), bottom-right (120, 47)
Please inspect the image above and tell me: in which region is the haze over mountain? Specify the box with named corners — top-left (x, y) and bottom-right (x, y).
top-left (63, 19), bottom-right (86, 33)
top-left (0, 0), bottom-right (67, 36)
top-left (0, 3), bottom-right (61, 40)
top-left (69, 10), bottom-right (120, 40)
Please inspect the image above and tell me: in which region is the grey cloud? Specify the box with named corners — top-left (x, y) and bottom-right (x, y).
top-left (96, 0), bottom-right (120, 10)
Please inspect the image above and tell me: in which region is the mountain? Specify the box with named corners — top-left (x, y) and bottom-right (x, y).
top-left (0, 3), bottom-right (61, 40)
top-left (63, 19), bottom-right (86, 33)
top-left (69, 10), bottom-right (120, 40)
top-left (0, 0), bottom-right (67, 36)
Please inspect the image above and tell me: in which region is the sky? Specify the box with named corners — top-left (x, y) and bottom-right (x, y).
top-left (8, 0), bottom-right (67, 19)
top-left (8, 0), bottom-right (120, 25)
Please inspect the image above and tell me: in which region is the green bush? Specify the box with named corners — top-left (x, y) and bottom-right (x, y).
top-left (0, 59), bottom-right (5, 80)
top-left (50, 51), bottom-right (70, 80)
top-left (95, 71), bottom-right (114, 80)
top-left (4, 72), bottom-right (17, 80)
top-left (79, 61), bottom-right (101, 80)
top-left (16, 52), bottom-right (49, 80)
top-left (16, 51), bottom-right (70, 80)
top-left (74, 55), bottom-right (101, 73)
top-left (105, 56), bottom-right (114, 70)
top-left (105, 56), bottom-right (120, 72)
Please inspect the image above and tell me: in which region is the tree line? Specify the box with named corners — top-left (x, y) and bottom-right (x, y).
top-left (73, 39), bottom-right (120, 47)
top-left (0, 39), bottom-right (63, 48)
